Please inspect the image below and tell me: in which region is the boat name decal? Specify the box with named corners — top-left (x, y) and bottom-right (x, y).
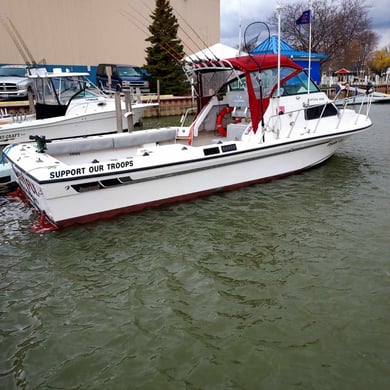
top-left (0, 133), bottom-right (25, 140)
top-left (49, 160), bottom-right (134, 179)
top-left (15, 170), bottom-right (40, 197)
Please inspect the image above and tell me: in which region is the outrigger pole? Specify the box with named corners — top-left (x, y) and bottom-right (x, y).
top-left (0, 15), bottom-right (37, 66)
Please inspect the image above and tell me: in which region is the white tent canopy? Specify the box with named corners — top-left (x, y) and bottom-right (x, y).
top-left (186, 43), bottom-right (240, 62)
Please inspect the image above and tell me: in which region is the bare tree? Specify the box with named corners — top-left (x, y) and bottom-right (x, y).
top-left (268, 0), bottom-right (378, 72)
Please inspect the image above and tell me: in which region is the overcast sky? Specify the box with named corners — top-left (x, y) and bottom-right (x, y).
top-left (220, 0), bottom-right (390, 50)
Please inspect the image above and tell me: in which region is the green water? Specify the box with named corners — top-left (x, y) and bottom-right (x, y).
top-left (0, 105), bottom-right (389, 389)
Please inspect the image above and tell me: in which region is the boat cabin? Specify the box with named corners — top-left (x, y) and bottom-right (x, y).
top-left (28, 68), bottom-right (101, 119)
top-left (185, 54), bottom-right (334, 141)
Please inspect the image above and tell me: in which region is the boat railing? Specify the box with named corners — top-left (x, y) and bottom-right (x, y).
top-left (335, 95), bottom-right (373, 126)
top-left (175, 107), bottom-right (196, 140)
top-left (179, 107), bottom-right (196, 128)
top-left (333, 85), bottom-right (374, 112)
top-left (264, 98), bottom-right (370, 139)
top-left (264, 105), bottom-right (314, 138)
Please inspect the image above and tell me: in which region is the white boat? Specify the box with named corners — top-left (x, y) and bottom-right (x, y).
top-left (334, 84), bottom-right (390, 106)
top-left (3, 54), bottom-right (372, 230)
top-left (0, 68), bottom-right (154, 145)
top-left (0, 67), bottom-right (155, 186)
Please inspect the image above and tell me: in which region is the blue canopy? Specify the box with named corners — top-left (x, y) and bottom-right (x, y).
top-left (251, 35), bottom-right (327, 84)
top-left (251, 35), bottom-right (327, 60)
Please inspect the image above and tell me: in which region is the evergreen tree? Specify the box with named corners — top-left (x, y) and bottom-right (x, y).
top-left (145, 0), bottom-right (188, 95)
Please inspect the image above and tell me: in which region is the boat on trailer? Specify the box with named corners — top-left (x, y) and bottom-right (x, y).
top-left (3, 53), bottom-right (372, 230)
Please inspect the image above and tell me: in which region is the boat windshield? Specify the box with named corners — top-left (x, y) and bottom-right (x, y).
top-left (33, 75), bottom-right (99, 105)
top-left (280, 70), bottom-right (320, 96)
top-left (249, 67), bottom-right (320, 98)
top-left (52, 76), bottom-right (87, 101)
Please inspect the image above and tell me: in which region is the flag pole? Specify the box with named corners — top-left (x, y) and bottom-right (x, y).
top-left (238, 0), bottom-right (242, 56)
top-left (276, 3), bottom-right (283, 99)
top-left (296, 4), bottom-right (312, 100)
top-left (307, 0), bottom-right (312, 100)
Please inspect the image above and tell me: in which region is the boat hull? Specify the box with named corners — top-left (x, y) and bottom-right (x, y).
top-left (10, 134), bottom-right (350, 228)
top-left (0, 105), bottom-right (147, 145)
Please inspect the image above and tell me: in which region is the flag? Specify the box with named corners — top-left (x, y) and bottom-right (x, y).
top-left (296, 10), bottom-right (311, 25)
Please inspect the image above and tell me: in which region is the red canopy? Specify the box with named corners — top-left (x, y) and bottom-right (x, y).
top-left (335, 68), bottom-right (351, 74)
top-left (226, 55), bottom-right (302, 133)
top-left (190, 54), bottom-right (303, 134)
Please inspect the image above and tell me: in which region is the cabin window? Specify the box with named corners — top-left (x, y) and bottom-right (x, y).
top-left (226, 75), bottom-right (247, 91)
top-left (250, 69), bottom-right (277, 97)
top-left (305, 103), bottom-right (338, 120)
top-left (218, 73), bottom-right (247, 96)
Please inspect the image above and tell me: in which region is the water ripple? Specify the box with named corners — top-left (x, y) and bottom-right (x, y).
top-left (0, 105), bottom-right (389, 389)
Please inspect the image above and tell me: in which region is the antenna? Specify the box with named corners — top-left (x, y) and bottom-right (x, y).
top-left (243, 21), bottom-right (271, 68)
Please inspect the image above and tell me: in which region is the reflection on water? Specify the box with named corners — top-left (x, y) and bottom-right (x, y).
top-left (0, 105), bottom-right (389, 389)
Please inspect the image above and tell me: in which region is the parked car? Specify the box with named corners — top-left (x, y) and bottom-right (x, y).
top-left (96, 64), bottom-right (150, 93)
top-left (0, 64), bottom-right (32, 100)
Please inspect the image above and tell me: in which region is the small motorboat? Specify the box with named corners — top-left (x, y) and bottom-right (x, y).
top-left (3, 53), bottom-right (372, 230)
top-left (334, 83), bottom-right (390, 106)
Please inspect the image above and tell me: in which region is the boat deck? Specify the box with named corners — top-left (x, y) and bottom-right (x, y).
top-left (48, 129), bottom-right (226, 165)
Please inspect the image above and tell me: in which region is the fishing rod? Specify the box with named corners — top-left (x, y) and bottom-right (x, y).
top-left (0, 15), bottom-right (34, 65)
top-left (119, 9), bottom-right (184, 65)
top-left (122, 4), bottom-right (203, 65)
top-left (138, 0), bottom-right (207, 63)
top-left (172, 6), bottom-right (218, 61)
top-left (7, 17), bottom-right (37, 65)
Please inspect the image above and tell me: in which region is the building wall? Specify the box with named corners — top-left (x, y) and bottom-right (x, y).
top-left (0, 0), bottom-right (220, 67)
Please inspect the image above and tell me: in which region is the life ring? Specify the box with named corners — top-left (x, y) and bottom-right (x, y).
top-left (216, 106), bottom-right (233, 137)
